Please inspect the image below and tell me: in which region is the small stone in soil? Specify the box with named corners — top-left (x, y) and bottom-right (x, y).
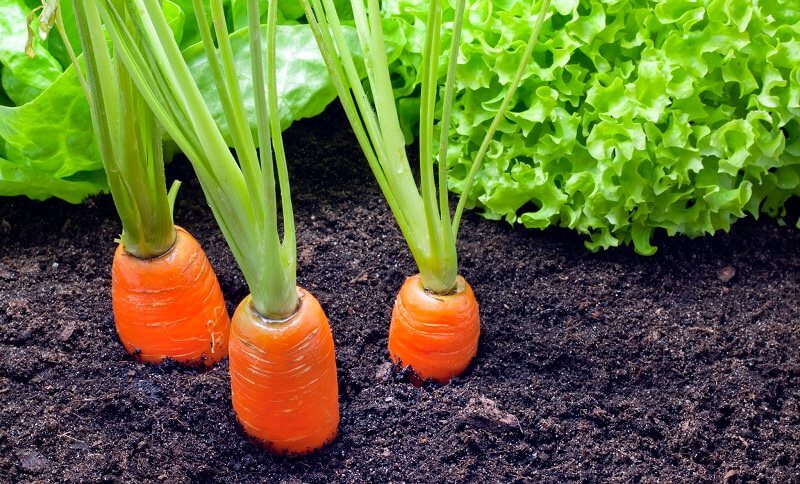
top-left (717, 266), bottom-right (736, 282)
top-left (17, 450), bottom-right (50, 474)
top-left (460, 396), bottom-right (521, 431)
top-left (375, 362), bottom-right (393, 380)
top-left (59, 321), bottom-right (77, 342)
top-left (723, 469), bottom-right (740, 483)
top-left (0, 266), bottom-right (15, 281)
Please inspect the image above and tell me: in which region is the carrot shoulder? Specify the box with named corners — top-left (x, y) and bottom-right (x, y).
top-left (389, 274), bottom-right (480, 384)
top-left (229, 288), bottom-right (339, 455)
top-left (111, 226), bottom-right (230, 367)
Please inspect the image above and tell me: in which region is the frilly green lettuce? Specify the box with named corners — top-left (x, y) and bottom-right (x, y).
top-left (384, 0), bottom-right (800, 254)
top-left (2, 0), bottom-right (797, 256)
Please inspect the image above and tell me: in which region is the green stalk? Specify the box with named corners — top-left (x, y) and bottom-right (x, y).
top-left (303, 0), bottom-right (550, 294)
top-left (432, 0), bottom-right (469, 292)
top-left (301, 0), bottom-right (418, 248)
top-left (209, 0), bottom-right (267, 229)
top-left (343, 0), bottom-right (427, 236)
top-left (452, 0), bottom-right (552, 236)
top-left (96, 0), bottom-right (298, 318)
top-left (69, 0), bottom-right (175, 259)
top-left (303, 0), bottom-right (458, 294)
top-left (255, 0), bottom-right (298, 316)
top-left (418, 0), bottom-right (443, 248)
top-left (304, 0), bottom-right (441, 280)
top-left (416, 0), bottom-right (455, 293)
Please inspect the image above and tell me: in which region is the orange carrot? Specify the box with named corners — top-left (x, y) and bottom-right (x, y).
top-left (97, 0), bottom-right (340, 452)
top-left (112, 226), bottom-right (230, 367)
top-left (389, 274), bottom-right (480, 384)
top-left (304, 0), bottom-right (548, 386)
top-left (229, 288), bottom-right (339, 455)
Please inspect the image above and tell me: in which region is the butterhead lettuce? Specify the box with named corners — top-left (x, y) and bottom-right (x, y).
top-left (0, 0), bottom-right (355, 205)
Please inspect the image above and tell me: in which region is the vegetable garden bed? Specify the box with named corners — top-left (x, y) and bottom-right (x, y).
top-left (1, 108), bottom-right (798, 482)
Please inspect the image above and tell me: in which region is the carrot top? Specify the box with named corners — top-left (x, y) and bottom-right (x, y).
top-left (95, 0), bottom-right (299, 319)
top-left (52, 0), bottom-right (179, 259)
top-left (302, 0), bottom-right (551, 294)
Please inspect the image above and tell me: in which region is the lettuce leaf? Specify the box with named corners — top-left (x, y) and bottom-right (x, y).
top-left (0, 65), bottom-right (97, 178)
top-left (385, 0), bottom-right (800, 254)
top-left (184, 24), bottom-right (360, 135)
top-left (0, 155), bottom-right (105, 203)
top-left (0, 2), bottom-right (352, 204)
top-left (0, 0), bottom-right (63, 105)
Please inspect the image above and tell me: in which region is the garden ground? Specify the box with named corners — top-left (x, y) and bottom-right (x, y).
top-left (1, 108), bottom-right (798, 482)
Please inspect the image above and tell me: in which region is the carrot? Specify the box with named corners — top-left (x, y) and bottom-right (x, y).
top-left (55, 1), bottom-right (231, 367)
top-left (302, 0), bottom-right (549, 383)
top-left (229, 289), bottom-right (339, 455)
top-left (95, 0), bottom-right (340, 452)
top-left (112, 226), bottom-right (230, 366)
top-left (389, 274), bottom-right (479, 383)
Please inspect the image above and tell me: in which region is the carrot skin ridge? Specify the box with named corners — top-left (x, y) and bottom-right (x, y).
top-left (229, 288), bottom-right (339, 455)
top-left (389, 274), bottom-right (480, 384)
top-left (112, 226), bottom-right (230, 366)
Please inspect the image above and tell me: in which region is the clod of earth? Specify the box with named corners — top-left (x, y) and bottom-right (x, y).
top-left (459, 396), bottom-right (521, 432)
top-left (718, 266), bottom-right (737, 283)
top-left (17, 450), bottom-right (50, 474)
top-left (58, 321), bottom-right (77, 342)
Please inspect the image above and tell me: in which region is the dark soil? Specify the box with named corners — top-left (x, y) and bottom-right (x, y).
top-left (1, 107), bottom-right (799, 483)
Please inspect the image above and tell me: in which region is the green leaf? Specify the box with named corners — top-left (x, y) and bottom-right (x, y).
top-left (0, 0), bottom-right (63, 104)
top-left (386, 0), bottom-right (800, 254)
top-left (0, 65), bottom-right (97, 178)
top-left (183, 23), bottom-right (362, 136)
top-left (163, 0), bottom-right (186, 46)
top-left (230, 0), bottom-right (304, 30)
top-left (0, 156), bottom-right (104, 203)
top-left (168, 0), bottom-right (211, 48)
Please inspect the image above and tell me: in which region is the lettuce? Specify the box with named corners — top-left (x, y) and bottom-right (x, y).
top-left (2, 0), bottom-right (798, 255)
top-left (384, 0), bottom-right (800, 254)
top-left (0, 0), bottom-right (63, 105)
top-left (0, 155), bottom-right (105, 203)
top-left (0, 1), bottom-right (351, 204)
top-left (0, 0), bottom-right (106, 201)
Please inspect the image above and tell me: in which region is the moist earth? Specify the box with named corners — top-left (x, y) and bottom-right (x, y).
top-left (0, 108), bottom-right (799, 482)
